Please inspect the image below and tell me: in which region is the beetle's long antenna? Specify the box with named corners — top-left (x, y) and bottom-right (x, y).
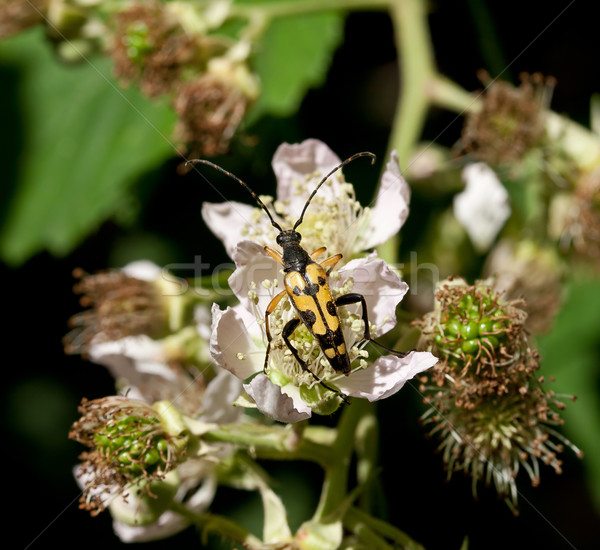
top-left (186, 159), bottom-right (284, 232)
top-left (293, 151), bottom-right (376, 231)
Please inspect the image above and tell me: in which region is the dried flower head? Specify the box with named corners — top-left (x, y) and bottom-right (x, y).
top-left (63, 265), bottom-right (168, 355)
top-left (415, 277), bottom-right (581, 513)
top-left (484, 240), bottom-right (564, 334)
top-left (551, 167), bottom-right (600, 267)
top-left (111, 3), bottom-right (198, 97)
top-left (461, 72), bottom-right (554, 165)
top-left (0, 0), bottom-right (46, 38)
top-left (69, 396), bottom-right (188, 515)
top-left (173, 58), bottom-right (258, 157)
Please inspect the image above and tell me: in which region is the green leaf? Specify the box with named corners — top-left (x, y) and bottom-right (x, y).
top-left (537, 278), bottom-right (600, 512)
top-left (0, 29), bottom-right (177, 265)
top-left (249, 10), bottom-right (343, 121)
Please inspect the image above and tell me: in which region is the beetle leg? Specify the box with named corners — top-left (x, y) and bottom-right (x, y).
top-left (264, 246), bottom-right (284, 265)
top-left (281, 318), bottom-right (348, 400)
top-left (310, 246), bottom-right (327, 260)
top-left (320, 253), bottom-right (343, 274)
top-left (335, 293), bottom-right (409, 356)
top-left (263, 289), bottom-right (288, 372)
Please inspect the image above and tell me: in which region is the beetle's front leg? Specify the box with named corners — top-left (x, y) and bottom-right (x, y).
top-left (264, 290), bottom-right (288, 372)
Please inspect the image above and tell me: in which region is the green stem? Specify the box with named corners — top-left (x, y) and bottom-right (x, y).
top-left (345, 506), bottom-right (426, 550)
top-left (231, 0), bottom-right (391, 20)
top-left (344, 513), bottom-right (393, 550)
top-left (377, 0), bottom-right (436, 265)
top-left (429, 74), bottom-right (478, 114)
top-left (388, 0), bottom-right (436, 170)
top-left (169, 502), bottom-right (263, 548)
top-left (355, 407), bottom-right (379, 512)
top-left (313, 399), bottom-right (371, 519)
top-left (202, 423), bottom-right (333, 466)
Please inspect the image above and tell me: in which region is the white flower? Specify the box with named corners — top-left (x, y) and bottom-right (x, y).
top-left (202, 139), bottom-right (435, 422)
top-left (202, 138), bottom-right (411, 261)
top-left (210, 241), bottom-right (437, 423)
top-left (74, 461), bottom-right (218, 543)
top-left (453, 162), bottom-right (511, 253)
top-left (89, 333), bottom-right (242, 423)
top-left (111, 467), bottom-right (218, 543)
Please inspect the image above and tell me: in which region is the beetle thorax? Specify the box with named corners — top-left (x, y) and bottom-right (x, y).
top-left (277, 230), bottom-right (311, 272)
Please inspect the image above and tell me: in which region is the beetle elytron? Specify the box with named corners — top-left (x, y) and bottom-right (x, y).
top-left (187, 153), bottom-right (407, 387)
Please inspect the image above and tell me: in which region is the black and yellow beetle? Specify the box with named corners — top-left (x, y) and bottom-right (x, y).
top-left (187, 153), bottom-right (407, 386)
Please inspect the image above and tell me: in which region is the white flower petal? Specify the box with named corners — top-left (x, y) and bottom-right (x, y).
top-left (195, 304), bottom-right (212, 341)
top-left (338, 255), bottom-right (408, 336)
top-left (359, 150), bottom-right (411, 250)
top-left (454, 163), bottom-right (511, 253)
top-left (122, 260), bottom-right (162, 281)
top-left (88, 336), bottom-right (174, 383)
top-left (202, 200), bottom-right (259, 257)
top-left (273, 139), bottom-right (342, 217)
top-left (244, 374), bottom-right (312, 423)
top-left (335, 351), bottom-right (437, 401)
top-left (111, 474), bottom-right (217, 542)
top-left (229, 240), bottom-right (285, 313)
top-left (88, 336), bottom-right (209, 415)
top-left (210, 304), bottom-right (264, 379)
top-left (73, 464), bottom-right (120, 510)
top-left (113, 511), bottom-right (188, 543)
top-left (201, 369), bottom-right (244, 423)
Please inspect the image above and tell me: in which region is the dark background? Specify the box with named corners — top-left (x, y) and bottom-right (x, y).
top-left (3, 1), bottom-right (599, 549)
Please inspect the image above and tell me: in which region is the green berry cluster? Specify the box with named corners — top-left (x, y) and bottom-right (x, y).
top-left (434, 291), bottom-right (509, 364)
top-left (124, 22), bottom-right (154, 65)
top-left (94, 415), bottom-right (180, 477)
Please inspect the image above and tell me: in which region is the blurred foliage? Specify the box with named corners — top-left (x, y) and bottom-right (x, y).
top-left (250, 11), bottom-right (343, 121)
top-left (2, 1), bottom-right (600, 549)
top-left (537, 278), bottom-right (600, 511)
top-left (0, 29), bottom-right (176, 266)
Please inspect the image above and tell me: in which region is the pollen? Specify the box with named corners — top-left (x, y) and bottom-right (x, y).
top-left (247, 289), bottom-right (258, 304)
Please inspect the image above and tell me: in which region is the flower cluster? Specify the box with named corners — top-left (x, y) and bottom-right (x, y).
top-left (415, 277), bottom-right (582, 513)
top-left (28, 0), bottom-right (259, 157)
top-left (65, 259), bottom-right (244, 540)
top-left (66, 138), bottom-right (437, 546)
top-left (406, 72), bottom-right (600, 337)
top-left (203, 139), bottom-right (437, 422)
